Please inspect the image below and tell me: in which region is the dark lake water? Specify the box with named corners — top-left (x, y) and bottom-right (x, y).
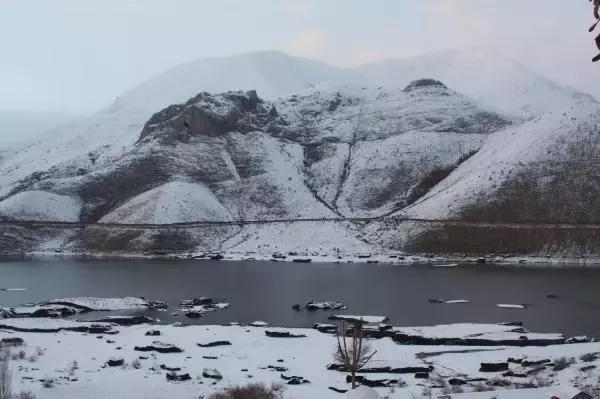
top-left (1, 258), bottom-right (600, 337)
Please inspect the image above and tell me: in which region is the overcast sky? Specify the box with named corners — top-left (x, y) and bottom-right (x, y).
top-left (0, 0), bottom-right (598, 115)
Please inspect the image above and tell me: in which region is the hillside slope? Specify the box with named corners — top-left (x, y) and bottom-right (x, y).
top-left (365, 102), bottom-right (600, 255)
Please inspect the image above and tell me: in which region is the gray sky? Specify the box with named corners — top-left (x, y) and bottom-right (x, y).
top-left (0, 0), bottom-right (598, 115)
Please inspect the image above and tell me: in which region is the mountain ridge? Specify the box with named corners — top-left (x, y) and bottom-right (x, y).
top-left (0, 50), bottom-right (598, 256)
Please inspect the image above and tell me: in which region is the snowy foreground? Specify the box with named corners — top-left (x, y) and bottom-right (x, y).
top-left (1, 320), bottom-right (599, 399)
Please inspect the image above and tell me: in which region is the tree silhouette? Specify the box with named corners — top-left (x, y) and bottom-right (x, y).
top-left (333, 321), bottom-right (377, 389)
top-left (590, 0), bottom-right (600, 61)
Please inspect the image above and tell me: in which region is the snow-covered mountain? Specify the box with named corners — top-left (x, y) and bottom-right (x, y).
top-left (0, 50), bottom-right (598, 256)
top-left (0, 81), bottom-right (510, 253)
top-left (0, 50), bottom-right (592, 201)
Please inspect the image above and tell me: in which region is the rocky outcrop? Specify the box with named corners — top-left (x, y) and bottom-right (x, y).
top-left (91, 316), bottom-right (154, 326)
top-left (265, 330), bottom-right (307, 338)
top-left (134, 342), bottom-right (183, 353)
top-left (327, 363), bottom-right (432, 374)
top-left (106, 358), bottom-right (124, 367)
top-left (202, 368), bottom-right (223, 380)
top-left (197, 341), bottom-right (231, 347)
top-left (479, 362), bottom-right (509, 372)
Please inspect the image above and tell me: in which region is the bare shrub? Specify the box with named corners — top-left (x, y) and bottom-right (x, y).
top-left (41, 379), bottom-right (54, 389)
top-left (472, 382), bottom-right (493, 392)
top-left (420, 385), bottom-right (433, 399)
top-left (16, 392), bottom-right (36, 399)
top-left (35, 347), bottom-right (44, 357)
top-left (17, 350), bottom-right (25, 361)
top-left (27, 355), bottom-right (37, 363)
top-left (269, 381), bottom-right (284, 393)
top-left (68, 361), bottom-right (78, 376)
top-left (536, 377), bottom-right (552, 387)
top-left (208, 382), bottom-right (283, 399)
top-left (0, 351), bottom-right (11, 399)
top-left (9, 353), bottom-right (17, 362)
top-left (580, 352), bottom-right (599, 362)
top-left (451, 385), bottom-right (465, 394)
top-left (333, 321), bottom-right (377, 388)
top-left (553, 356), bottom-right (575, 371)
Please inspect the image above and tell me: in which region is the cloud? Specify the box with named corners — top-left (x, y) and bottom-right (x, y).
top-left (285, 28), bottom-right (328, 59)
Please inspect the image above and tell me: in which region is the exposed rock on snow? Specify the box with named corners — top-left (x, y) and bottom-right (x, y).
top-left (313, 323), bottom-right (338, 333)
top-left (202, 368), bottom-right (223, 380)
top-left (265, 330), bottom-right (307, 338)
top-left (179, 297), bottom-right (231, 318)
top-left (134, 341), bottom-right (183, 353)
top-left (106, 357), bottom-right (124, 367)
top-left (480, 362), bottom-right (509, 372)
top-left (293, 301), bottom-right (348, 311)
top-left (197, 341), bottom-right (231, 347)
top-left (328, 361), bottom-right (432, 375)
top-left (91, 316), bottom-right (154, 326)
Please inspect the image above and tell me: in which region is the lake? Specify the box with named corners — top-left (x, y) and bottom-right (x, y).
top-left (1, 257), bottom-right (600, 337)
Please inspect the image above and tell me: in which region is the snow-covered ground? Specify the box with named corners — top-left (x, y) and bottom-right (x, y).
top-left (1, 321), bottom-right (598, 399)
top-left (0, 191), bottom-right (81, 222)
top-left (99, 181), bottom-right (232, 224)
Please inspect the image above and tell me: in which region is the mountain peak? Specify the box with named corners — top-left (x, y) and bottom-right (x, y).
top-left (403, 79), bottom-right (449, 92)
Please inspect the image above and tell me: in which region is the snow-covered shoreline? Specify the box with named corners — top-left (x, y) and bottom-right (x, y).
top-left (1, 320), bottom-right (599, 399)
top-left (5, 249), bottom-right (600, 268)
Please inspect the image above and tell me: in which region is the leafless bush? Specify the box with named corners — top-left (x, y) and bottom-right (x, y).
top-left (0, 351), bottom-right (11, 399)
top-left (580, 352), bottom-right (599, 362)
top-left (68, 361), bottom-right (78, 376)
top-left (35, 347), bottom-right (44, 357)
top-left (553, 356), bottom-right (575, 371)
top-left (27, 355), bottom-right (37, 363)
top-left (472, 382), bottom-right (494, 392)
top-left (514, 381), bottom-right (537, 389)
top-left (41, 379), bottom-right (54, 389)
top-left (333, 321), bottom-right (377, 388)
top-left (208, 382), bottom-right (284, 399)
top-left (16, 392), bottom-right (36, 399)
top-left (17, 350), bottom-right (25, 361)
top-left (451, 385), bottom-right (465, 394)
top-left (269, 382), bottom-right (284, 394)
top-left (9, 354), bottom-right (17, 362)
